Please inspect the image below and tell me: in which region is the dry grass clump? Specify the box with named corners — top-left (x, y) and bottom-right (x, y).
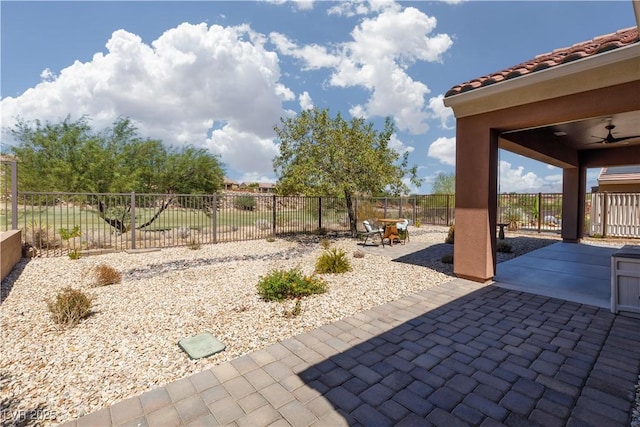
top-left (92, 263), bottom-right (122, 287)
top-left (47, 287), bottom-right (93, 328)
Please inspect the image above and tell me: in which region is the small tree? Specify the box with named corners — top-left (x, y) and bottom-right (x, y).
top-left (273, 108), bottom-right (421, 235)
top-left (432, 172), bottom-right (455, 194)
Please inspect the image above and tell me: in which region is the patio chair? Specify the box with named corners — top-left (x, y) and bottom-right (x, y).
top-left (362, 220), bottom-right (385, 247)
top-left (395, 219), bottom-right (409, 244)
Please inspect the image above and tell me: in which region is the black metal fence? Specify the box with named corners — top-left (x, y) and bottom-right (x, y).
top-left (2, 192), bottom-right (357, 256)
top-left (3, 190), bottom-right (626, 257)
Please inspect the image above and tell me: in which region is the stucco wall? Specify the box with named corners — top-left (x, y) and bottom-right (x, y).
top-left (1, 230), bottom-right (22, 282)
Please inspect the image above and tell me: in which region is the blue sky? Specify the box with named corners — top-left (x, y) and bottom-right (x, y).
top-left (1, 1), bottom-right (636, 193)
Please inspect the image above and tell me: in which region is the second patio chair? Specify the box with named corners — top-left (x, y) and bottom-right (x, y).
top-left (395, 219), bottom-right (409, 244)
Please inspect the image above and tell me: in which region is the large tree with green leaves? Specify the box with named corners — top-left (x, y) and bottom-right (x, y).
top-left (432, 172), bottom-right (455, 194)
top-left (8, 116), bottom-right (224, 194)
top-left (273, 108), bottom-right (421, 234)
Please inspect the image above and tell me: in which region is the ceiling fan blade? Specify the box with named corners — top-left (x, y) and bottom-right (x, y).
top-left (610, 134), bottom-right (640, 143)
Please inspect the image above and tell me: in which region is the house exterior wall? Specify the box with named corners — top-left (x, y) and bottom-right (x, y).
top-left (451, 81), bottom-right (640, 282)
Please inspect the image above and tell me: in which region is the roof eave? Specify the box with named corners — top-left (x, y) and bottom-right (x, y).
top-left (443, 42), bottom-right (640, 113)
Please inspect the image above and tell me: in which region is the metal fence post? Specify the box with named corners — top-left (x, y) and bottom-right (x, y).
top-left (212, 193), bottom-right (217, 244)
top-left (602, 192), bottom-right (608, 238)
top-left (537, 192), bottom-right (542, 233)
top-left (130, 192), bottom-right (136, 249)
top-left (272, 194), bottom-right (277, 236)
top-left (318, 197), bottom-right (322, 231)
top-left (11, 161), bottom-right (18, 229)
top-left (412, 197), bottom-right (417, 224)
top-left (446, 194), bottom-right (450, 225)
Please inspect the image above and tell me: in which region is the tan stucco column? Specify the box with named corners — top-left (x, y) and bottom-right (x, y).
top-left (561, 166), bottom-right (586, 242)
top-left (453, 122), bottom-right (499, 282)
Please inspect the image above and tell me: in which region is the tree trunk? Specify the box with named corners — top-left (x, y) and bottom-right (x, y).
top-left (344, 190), bottom-right (357, 236)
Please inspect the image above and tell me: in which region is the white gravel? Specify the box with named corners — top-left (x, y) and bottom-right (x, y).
top-left (2, 226), bottom-right (458, 425)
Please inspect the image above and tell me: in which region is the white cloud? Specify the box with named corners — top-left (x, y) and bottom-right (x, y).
top-left (388, 134), bottom-right (414, 154)
top-left (498, 160), bottom-right (545, 192)
top-left (207, 123), bottom-right (279, 178)
top-left (427, 95), bottom-right (454, 129)
top-left (272, 2), bottom-right (453, 134)
top-left (1, 22), bottom-right (294, 178)
top-left (546, 164), bottom-right (558, 170)
top-left (266, 0), bottom-right (314, 11)
top-left (39, 68), bottom-right (56, 82)
top-left (427, 136), bottom-right (456, 166)
top-left (298, 91), bottom-right (314, 110)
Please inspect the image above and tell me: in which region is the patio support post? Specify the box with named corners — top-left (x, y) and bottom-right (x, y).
top-left (561, 166), bottom-right (586, 243)
top-left (453, 121), bottom-right (499, 282)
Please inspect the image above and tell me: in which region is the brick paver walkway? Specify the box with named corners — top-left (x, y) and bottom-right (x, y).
top-left (62, 278), bottom-right (640, 426)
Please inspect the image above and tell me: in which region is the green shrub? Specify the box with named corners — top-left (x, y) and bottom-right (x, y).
top-left (47, 287), bottom-right (93, 328)
top-left (315, 248), bottom-right (352, 274)
top-left (496, 241), bottom-right (512, 253)
top-left (414, 220), bottom-right (422, 228)
top-left (445, 225), bottom-right (455, 244)
top-left (68, 249), bottom-right (81, 260)
top-left (92, 264), bottom-right (121, 287)
top-left (257, 267), bottom-right (326, 301)
top-left (235, 195), bottom-right (256, 211)
top-left (59, 225), bottom-right (82, 241)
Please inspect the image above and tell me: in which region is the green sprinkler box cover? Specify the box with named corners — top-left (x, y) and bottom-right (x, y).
top-left (178, 333), bottom-right (226, 360)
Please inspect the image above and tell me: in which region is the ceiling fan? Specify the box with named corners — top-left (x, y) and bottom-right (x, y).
top-left (591, 122), bottom-right (640, 144)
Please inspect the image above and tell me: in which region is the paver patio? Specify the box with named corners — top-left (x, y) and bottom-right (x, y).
top-left (61, 275), bottom-right (640, 426)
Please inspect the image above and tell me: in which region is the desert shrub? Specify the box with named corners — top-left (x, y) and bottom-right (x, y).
top-left (315, 248), bottom-right (352, 274)
top-left (283, 298), bottom-right (302, 318)
top-left (59, 225), bottom-right (82, 241)
top-left (257, 267), bottom-right (326, 302)
top-left (320, 238), bottom-right (331, 249)
top-left (441, 254), bottom-right (454, 264)
top-left (92, 263), bottom-right (121, 286)
top-left (445, 225), bottom-right (455, 244)
top-left (176, 227), bottom-right (191, 239)
top-left (414, 220), bottom-right (422, 228)
top-left (83, 231), bottom-right (110, 249)
top-left (353, 250), bottom-right (365, 259)
top-left (25, 221), bottom-right (58, 250)
top-left (256, 218), bottom-right (272, 231)
top-left (503, 207), bottom-right (523, 231)
top-left (235, 195), bottom-right (256, 211)
top-left (356, 201), bottom-right (379, 225)
top-left (188, 238), bottom-right (201, 250)
top-left (315, 227), bottom-right (328, 236)
top-left (47, 287), bottom-right (93, 328)
top-left (496, 241), bottom-right (512, 253)
top-left (68, 249), bottom-right (81, 260)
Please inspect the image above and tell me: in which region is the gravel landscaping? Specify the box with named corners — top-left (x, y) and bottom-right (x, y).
top-left (1, 225), bottom-right (638, 426)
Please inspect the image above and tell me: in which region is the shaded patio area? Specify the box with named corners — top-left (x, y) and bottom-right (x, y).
top-left (494, 242), bottom-right (620, 309)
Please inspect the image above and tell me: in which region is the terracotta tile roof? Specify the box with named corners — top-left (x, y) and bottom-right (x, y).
top-left (445, 27), bottom-right (639, 97)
